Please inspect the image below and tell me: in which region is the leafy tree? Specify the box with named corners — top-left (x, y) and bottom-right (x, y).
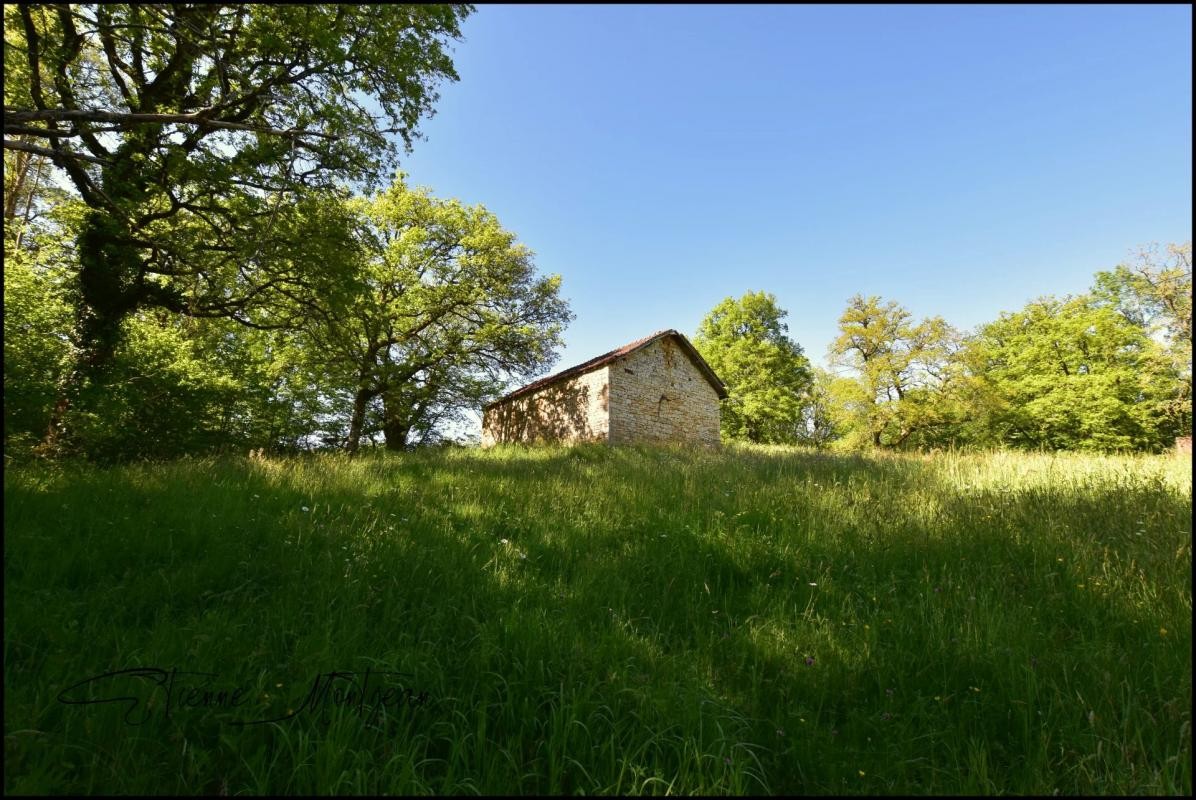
top-left (291, 174), bottom-right (572, 452)
top-left (693, 291), bottom-right (813, 443)
top-left (3, 3), bottom-right (473, 452)
top-left (795, 368), bottom-right (844, 448)
top-left (829, 295), bottom-right (963, 448)
top-left (964, 294), bottom-right (1176, 451)
top-left (3, 186), bottom-right (345, 460)
top-left (1092, 242), bottom-right (1192, 435)
top-left (1093, 243), bottom-right (1192, 345)
top-left (3, 229), bottom-right (73, 455)
top-left (3, 148), bottom-right (63, 249)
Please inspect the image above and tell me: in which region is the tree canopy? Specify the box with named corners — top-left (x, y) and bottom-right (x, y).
top-left (962, 294), bottom-right (1176, 451)
top-left (693, 291), bottom-right (813, 444)
top-left (689, 243), bottom-right (1189, 454)
top-left (1092, 242), bottom-right (1192, 436)
top-left (828, 295), bottom-right (963, 449)
top-left (4, 3), bottom-right (473, 451)
top-left (298, 174), bottom-right (572, 452)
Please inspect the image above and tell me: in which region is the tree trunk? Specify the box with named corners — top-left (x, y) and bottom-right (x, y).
top-left (4, 148), bottom-right (33, 221)
top-left (383, 419), bottom-right (410, 451)
top-left (6, 148), bottom-right (49, 251)
top-left (346, 388), bottom-right (374, 454)
top-left (40, 141), bottom-right (152, 454)
top-left (41, 299), bottom-right (129, 454)
top-left (381, 391), bottom-right (410, 451)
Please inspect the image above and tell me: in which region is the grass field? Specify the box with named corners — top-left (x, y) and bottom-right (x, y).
top-left (4, 445), bottom-right (1192, 795)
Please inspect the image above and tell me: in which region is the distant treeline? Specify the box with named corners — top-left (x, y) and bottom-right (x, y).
top-left (693, 243), bottom-right (1191, 453)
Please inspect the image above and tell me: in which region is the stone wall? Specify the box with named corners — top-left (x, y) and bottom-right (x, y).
top-left (607, 336), bottom-right (721, 446)
top-left (481, 366), bottom-right (610, 446)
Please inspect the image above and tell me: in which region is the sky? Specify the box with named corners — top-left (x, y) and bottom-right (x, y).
top-left (392, 4), bottom-right (1192, 408)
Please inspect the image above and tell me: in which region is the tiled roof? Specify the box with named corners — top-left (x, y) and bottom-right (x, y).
top-left (484, 329), bottom-right (728, 409)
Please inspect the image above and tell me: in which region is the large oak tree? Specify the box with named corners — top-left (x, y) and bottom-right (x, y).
top-left (964, 294), bottom-right (1176, 451)
top-left (3, 3), bottom-right (473, 450)
top-left (291, 174), bottom-right (572, 452)
top-left (829, 294), bottom-right (963, 448)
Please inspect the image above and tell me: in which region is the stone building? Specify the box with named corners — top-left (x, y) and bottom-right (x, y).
top-left (482, 330), bottom-right (727, 447)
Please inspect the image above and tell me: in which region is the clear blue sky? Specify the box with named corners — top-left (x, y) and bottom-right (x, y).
top-left (396, 4), bottom-right (1192, 389)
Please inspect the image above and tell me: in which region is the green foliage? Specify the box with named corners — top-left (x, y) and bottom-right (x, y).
top-left (294, 173), bottom-right (572, 451)
top-left (829, 295), bottom-right (964, 449)
top-left (61, 313), bottom-right (328, 462)
top-left (5, 447), bottom-right (1191, 793)
top-left (694, 291), bottom-right (813, 443)
top-left (820, 251), bottom-right (1190, 455)
top-left (964, 295), bottom-right (1178, 451)
top-left (1092, 242), bottom-right (1192, 435)
top-left (1092, 243), bottom-right (1192, 347)
top-left (794, 368), bottom-right (842, 448)
top-left (3, 194), bottom-right (346, 461)
top-left (820, 371), bottom-right (879, 451)
top-left (2, 168), bottom-right (568, 460)
top-left (3, 237), bottom-right (72, 455)
top-left (5, 4), bottom-right (474, 451)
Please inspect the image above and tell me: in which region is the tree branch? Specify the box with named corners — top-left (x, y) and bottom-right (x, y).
top-left (2, 137), bottom-right (109, 165)
top-left (5, 108), bottom-right (341, 140)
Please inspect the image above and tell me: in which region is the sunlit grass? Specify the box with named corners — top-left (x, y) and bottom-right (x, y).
top-left (4, 445), bottom-right (1191, 794)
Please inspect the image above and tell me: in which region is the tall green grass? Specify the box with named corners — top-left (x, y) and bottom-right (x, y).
top-left (4, 446), bottom-right (1191, 794)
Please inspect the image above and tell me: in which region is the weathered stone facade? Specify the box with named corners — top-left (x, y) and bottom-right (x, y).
top-left (481, 330), bottom-right (725, 447)
top-left (607, 336), bottom-right (721, 446)
top-left (481, 366), bottom-right (610, 446)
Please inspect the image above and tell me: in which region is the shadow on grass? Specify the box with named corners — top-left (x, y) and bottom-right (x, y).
top-left (3, 446), bottom-right (1191, 794)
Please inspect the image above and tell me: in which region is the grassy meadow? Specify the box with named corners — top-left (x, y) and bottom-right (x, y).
top-left (4, 445), bottom-right (1192, 795)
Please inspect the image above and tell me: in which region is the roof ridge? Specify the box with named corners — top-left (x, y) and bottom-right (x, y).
top-left (484, 329), bottom-right (726, 409)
